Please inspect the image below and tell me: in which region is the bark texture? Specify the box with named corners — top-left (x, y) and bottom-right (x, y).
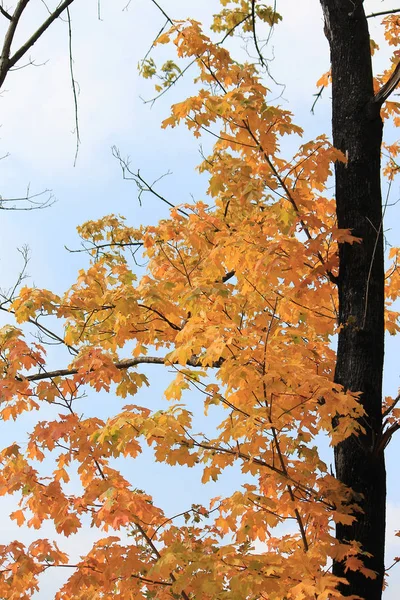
top-left (319, 2), bottom-right (386, 599)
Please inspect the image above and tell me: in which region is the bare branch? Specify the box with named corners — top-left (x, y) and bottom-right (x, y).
top-left (0, 0), bottom-right (30, 88)
top-left (311, 86), bottom-right (324, 114)
top-left (0, 245), bottom-right (30, 305)
top-left (66, 6), bottom-right (80, 165)
top-left (0, 188), bottom-right (55, 210)
top-left (0, 0), bottom-right (76, 89)
top-left (0, 4), bottom-right (12, 21)
top-left (366, 8), bottom-right (400, 19)
top-left (9, 56), bottom-right (49, 71)
top-left (112, 146), bottom-right (190, 217)
top-left (150, 0), bottom-right (173, 25)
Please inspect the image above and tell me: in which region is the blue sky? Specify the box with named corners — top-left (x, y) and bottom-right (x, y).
top-left (1, 0), bottom-right (400, 597)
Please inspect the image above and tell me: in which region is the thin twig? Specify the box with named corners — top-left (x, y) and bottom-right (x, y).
top-left (251, 0), bottom-right (267, 68)
top-left (311, 86), bottom-right (324, 114)
top-left (66, 6), bottom-right (80, 166)
top-left (112, 146), bottom-right (189, 217)
top-left (150, 0), bottom-right (173, 25)
top-left (0, 188), bottom-right (54, 210)
top-left (366, 8), bottom-right (400, 19)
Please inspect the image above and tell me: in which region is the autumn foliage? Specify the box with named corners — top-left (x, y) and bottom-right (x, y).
top-left (1, 2), bottom-right (400, 599)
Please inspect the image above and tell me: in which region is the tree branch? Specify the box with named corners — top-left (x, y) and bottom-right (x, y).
top-left (24, 354), bottom-right (223, 382)
top-left (0, 0), bottom-right (76, 89)
top-left (376, 422), bottom-right (400, 453)
top-left (382, 394), bottom-right (400, 418)
top-left (0, 0), bottom-right (30, 87)
top-left (0, 5), bottom-right (12, 21)
top-left (366, 8), bottom-right (400, 19)
top-left (66, 5), bottom-right (80, 166)
top-left (112, 146), bottom-right (190, 217)
top-left (373, 62), bottom-right (400, 106)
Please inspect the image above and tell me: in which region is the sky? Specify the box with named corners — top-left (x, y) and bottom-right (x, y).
top-left (1, 0), bottom-right (400, 597)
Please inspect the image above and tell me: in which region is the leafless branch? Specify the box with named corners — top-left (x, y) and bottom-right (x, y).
top-left (9, 56), bottom-right (49, 71)
top-left (311, 86), bottom-right (324, 114)
top-left (65, 6), bottom-right (80, 166)
top-left (0, 0), bottom-right (30, 88)
top-left (0, 0), bottom-right (76, 89)
top-left (112, 146), bottom-right (189, 216)
top-left (0, 4), bottom-right (11, 21)
top-left (366, 8), bottom-right (400, 19)
top-left (0, 187), bottom-right (55, 210)
top-left (0, 244), bottom-right (30, 305)
top-left (150, 0), bottom-right (173, 25)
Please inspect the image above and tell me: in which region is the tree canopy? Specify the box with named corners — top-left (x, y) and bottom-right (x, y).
top-left (1, 1), bottom-right (400, 599)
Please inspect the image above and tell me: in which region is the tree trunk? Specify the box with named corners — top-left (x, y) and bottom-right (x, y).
top-left (319, 2), bottom-right (386, 599)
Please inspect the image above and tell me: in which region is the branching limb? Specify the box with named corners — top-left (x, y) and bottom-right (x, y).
top-left (0, 3), bottom-right (11, 21)
top-left (0, 245), bottom-right (30, 305)
top-left (311, 86), bottom-right (324, 114)
top-left (150, 503), bottom-right (221, 541)
top-left (373, 62), bottom-right (400, 106)
top-left (65, 240), bottom-right (143, 255)
top-left (10, 56), bottom-right (49, 71)
top-left (0, 303), bottom-right (79, 355)
top-left (0, 252), bottom-right (78, 356)
top-left (0, 0), bottom-right (30, 87)
top-left (0, 0), bottom-right (76, 89)
top-left (376, 422), bottom-right (400, 453)
top-left (112, 146), bottom-right (189, 217)
top-left (242, 119), bottom-right (338, 285)
top-left (0, 187), bottom-right (55, 210)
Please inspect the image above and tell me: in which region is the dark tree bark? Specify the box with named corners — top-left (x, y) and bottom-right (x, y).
top-left (319, 1), bottom-right (386, 599)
